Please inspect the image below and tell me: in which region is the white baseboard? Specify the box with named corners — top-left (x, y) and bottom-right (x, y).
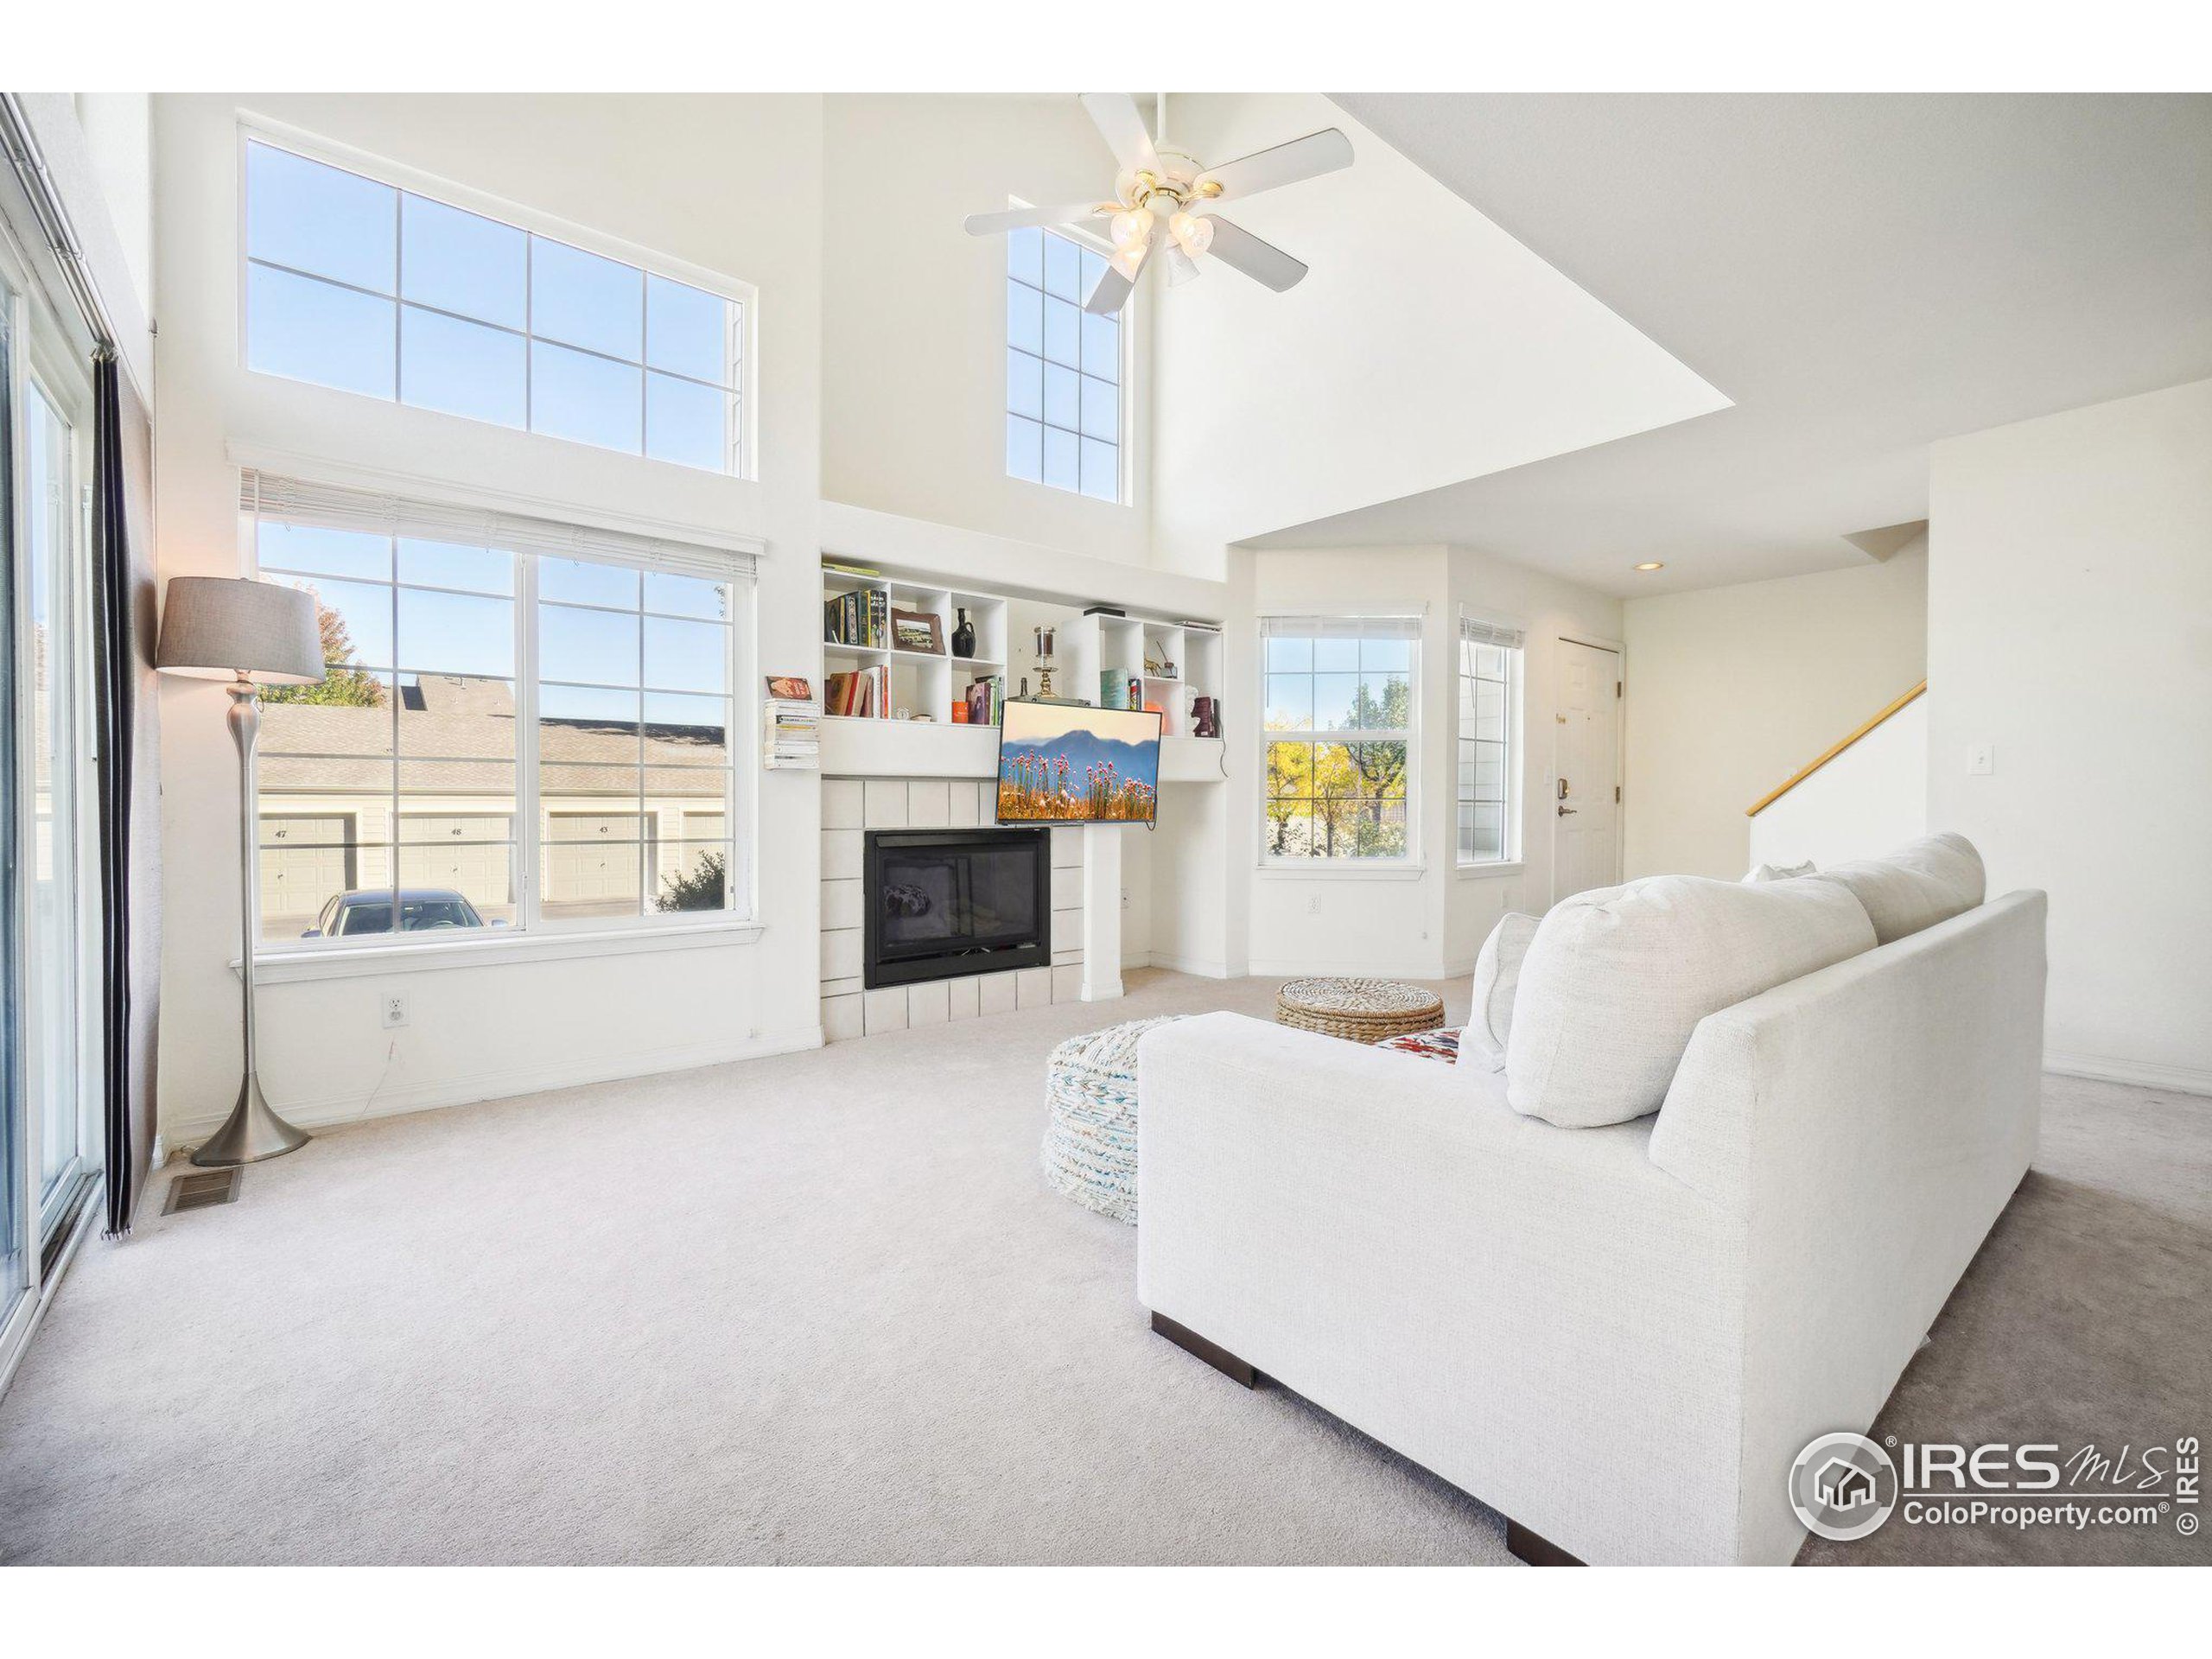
top-left (162, 1026), bottom-right (826, 1148)
top-left (2044, 1050), bottom-right (2212, 1098)
top-left (1141, 952), bottom-right (1231, 979)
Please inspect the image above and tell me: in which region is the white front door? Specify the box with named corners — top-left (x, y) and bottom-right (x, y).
top-left (1554, 639), bottom-right (1622, 903)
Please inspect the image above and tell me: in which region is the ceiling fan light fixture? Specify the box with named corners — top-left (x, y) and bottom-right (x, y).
top-left (1110, 206), bottom-right (1154, 253)
top-left (1169, 209), bottom-right (1213, 257)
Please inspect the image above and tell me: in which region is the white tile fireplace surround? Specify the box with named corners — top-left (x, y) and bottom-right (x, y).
top-left (822, 777), bottom-right (1103, 1040)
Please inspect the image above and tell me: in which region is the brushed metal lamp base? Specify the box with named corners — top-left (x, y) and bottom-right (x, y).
top-left (189, 1072), bottom-right (312, 1167)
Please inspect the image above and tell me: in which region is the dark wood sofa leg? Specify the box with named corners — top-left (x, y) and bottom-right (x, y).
top-left (1150, 1311), bottom-right (1259, 1389)
top-left (1506, 1520), bottom-right (1585, 1566)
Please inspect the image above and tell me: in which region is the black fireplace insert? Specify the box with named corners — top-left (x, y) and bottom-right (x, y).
top-left (862, 828), bottom-right (1052, 988)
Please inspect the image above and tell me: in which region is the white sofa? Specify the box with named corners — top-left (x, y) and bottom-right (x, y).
top-left (1135, 870), bottom-right (2046, 1566)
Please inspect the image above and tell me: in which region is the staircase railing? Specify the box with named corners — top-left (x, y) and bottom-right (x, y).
top-left (1745, 681), bottom-right (1927, 817)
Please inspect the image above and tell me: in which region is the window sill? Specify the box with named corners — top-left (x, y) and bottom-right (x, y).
top-left (1255, 862), bottom-right (1428, 882)
top-left (1455, 861), bottom-right (1527, 880)
top-left (235, 918), bottom-right (765, 984)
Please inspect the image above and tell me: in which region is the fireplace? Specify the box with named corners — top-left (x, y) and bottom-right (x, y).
top-left (862, 828), bottom-right (1052, 988)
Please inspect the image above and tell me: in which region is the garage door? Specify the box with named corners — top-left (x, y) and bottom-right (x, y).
top-left (260, 815), bottom-right (354, 932)
top-left (545, 813), bottom-right (647, 912)
top-left (401, 815), bottom-right (514, 912)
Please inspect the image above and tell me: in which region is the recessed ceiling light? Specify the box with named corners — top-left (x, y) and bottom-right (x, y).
top-left (1635, 562), bottom-right (1665, 571)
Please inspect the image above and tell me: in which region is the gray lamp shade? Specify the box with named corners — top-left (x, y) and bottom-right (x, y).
top-left (156, 576), bottom-right (325, 684)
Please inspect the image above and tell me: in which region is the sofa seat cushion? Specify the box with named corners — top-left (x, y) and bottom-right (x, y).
top-left (1505, 874), bottom-right (1877, 1128)
top-left (1809, 831), bottom-right (1985, 945)
top-left (1464, 912), bottom-right (1541, 1071)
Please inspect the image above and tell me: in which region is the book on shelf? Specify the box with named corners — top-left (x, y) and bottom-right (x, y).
top-left (826, 664), bottom-right (890, 718)
top-left (823, 588), bottom-right (887, 650)
top-left (964, 674), bottom-right (1004, 728)
top-left (762, 700), bottom-right (821, 770)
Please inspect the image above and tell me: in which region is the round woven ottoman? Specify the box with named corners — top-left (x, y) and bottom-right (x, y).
top-left (1275, 976), bottom-right (1445, 1045)
top-left (1041, 1015), bottom-right (1184, 1224)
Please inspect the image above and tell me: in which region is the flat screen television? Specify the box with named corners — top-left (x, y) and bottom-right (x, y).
top-left (995, 701), bottom-right (1162, 827)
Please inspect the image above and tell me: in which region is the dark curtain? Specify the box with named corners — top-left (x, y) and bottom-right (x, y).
top-left (92, 353), bottom-right (136, 1236)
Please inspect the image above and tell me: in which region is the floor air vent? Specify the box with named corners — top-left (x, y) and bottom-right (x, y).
top-left (163, 1168), bottom-right (242, 1214)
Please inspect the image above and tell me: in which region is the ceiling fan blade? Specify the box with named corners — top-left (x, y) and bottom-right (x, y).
top-left (1080, 92), bottom-right (1161, 180)
top-left (963, 201), bottom-right (1107, 236)
top-left (1195, 128), bottom-right (1353, 205)
top-left (1196, 215), bottom-right (1308, 292)
top-left (1084, 232), bottom-right (1154, 316)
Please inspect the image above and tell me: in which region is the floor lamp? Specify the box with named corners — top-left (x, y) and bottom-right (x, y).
top-left (156, 576), bottom-right (325, 1166)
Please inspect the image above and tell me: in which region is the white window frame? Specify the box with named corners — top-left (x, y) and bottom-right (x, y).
top-left (1003, 210), bottom-right (1130, 505)
top-left (1456, 610), bottom-right (1525, 874)
top-left (234, 113), bottom-right (759, 481)
top-left (238, 469), bottom-right (759, 969)
top-left (1256, 614), bottom-right (1422, 876)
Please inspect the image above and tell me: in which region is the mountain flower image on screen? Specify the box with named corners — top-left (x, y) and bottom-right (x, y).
top-left (995, 702), bottom-right (1160, 824)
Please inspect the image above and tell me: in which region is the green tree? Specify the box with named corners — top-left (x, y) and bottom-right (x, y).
top-left (657, 850), bottom-right (727, 912)
top-left (261, 592), bottom-right (385, 708)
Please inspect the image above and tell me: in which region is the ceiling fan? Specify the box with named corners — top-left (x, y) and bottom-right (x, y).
top-left (963, 92), bottom-right (1354, 317)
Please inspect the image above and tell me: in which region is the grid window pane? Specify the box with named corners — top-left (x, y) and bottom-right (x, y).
top-left (259, 522), bottom-right (391, 583)
top-left (400, 194), bottom-right (525, 327)
top-left (540, 601), bottom-right (640, 686)
top-left (644, 616), bottom-right (728, 694)
top-left (246, 264), bottom-right (396, 399)
top-left (1044, 233), bottom-right (1082, 300)
top-left (1080, 375), bottom-right (1117, 440)
top-left (1043, 296), bottom-right (1081, 368)
top-left (398, 538), bottom-right (512, 595)
top-left (1456, 631), bottom-right (1519, 864)
top-left (399, 305), bottom-right (527, 429)
top-left (274, 574), bottom-right (393, 669)
top-left (247, 143), bottom-right (396, 292)
top-left (1043, 427), bottom-right (1079, 492)
top-left (246, 141), bottom-right (742, 475)
top-left (397, 588), bottom-right (514, 678)
top-left (1007, 280), bottom-right (1043, 354)
top-left (1007, 416), bottom-right (1044, 482)
top-left (531, 238), bottom-right (644, 359)
top-left (1263, 623), bottom-right (1420, 862)
top-left (645, 275), bottom-right (728, 384)
top-left (1007, 349), bottom-right (1043, 421)
top-left (645, 372), bottom-right (728, 471)
top-left (1044, 362), bottom-right (1080, 429)
top-left (540, 558), bottom-right (639, 608)
top-left (1006, 226), bottom-right (1043, 286)
top-left (1081, 310), bottom-right (1118, 382)
top-left (644, 571), bottom-right (726, 620)
top-left (1080, 438), bottom-right (1118, 501)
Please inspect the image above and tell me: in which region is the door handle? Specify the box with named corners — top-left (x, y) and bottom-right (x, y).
top-left (1557, 804), bottom-right (1578, 817)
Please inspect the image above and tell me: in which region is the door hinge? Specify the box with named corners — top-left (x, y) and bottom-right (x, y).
top-left (1615, 680), bottom-right (1622, 698)
top-left (1615, 785), bottom-right (1621, 804)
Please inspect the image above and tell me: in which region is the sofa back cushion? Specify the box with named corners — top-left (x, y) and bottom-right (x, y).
top-left (1809, 831), bottom-right (1985, 945)
top-left (1464, 912), bottom-right (1541, 1071)
top-left (1506, 875), bottom-right (1877, 1128)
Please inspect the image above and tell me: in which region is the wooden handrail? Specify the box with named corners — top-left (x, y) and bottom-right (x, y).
top-left (1745, 681), bottom-right (1927, 817)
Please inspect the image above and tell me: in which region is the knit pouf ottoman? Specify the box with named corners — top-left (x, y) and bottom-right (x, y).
top-left (1041, 1015), bottom-right (1184, 1224)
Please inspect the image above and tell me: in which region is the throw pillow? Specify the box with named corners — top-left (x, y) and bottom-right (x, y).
top-left (1464, 912), bottom-right (1541, 1071)
top-left (1808, 831), bottom-right (1985, 945)
top-left (1505, 874), bottom-right (1876, 1128)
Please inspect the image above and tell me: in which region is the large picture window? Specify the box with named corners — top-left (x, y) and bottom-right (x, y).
top-left (245, 473), bottom-right (752, 946)
top-left (243, 137), bottom-right (747, 474)
top-left (1004, 226), bottom-right (1122, 501)
top-left (1457, 614), bottom-right (1522, 866)
top-left (1261, 616), bottom-right (1418, 863)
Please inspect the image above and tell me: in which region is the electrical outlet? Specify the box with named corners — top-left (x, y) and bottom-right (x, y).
top-left (1967, 742), bottom-right (1995, 777)
top-left (1306, 893), bottom-right (1321, 914)
top-left (381, 994), bottom-right (409, 1028)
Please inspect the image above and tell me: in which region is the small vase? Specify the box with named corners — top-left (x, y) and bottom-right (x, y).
top-left (951, 608), bottom-right (976, 658)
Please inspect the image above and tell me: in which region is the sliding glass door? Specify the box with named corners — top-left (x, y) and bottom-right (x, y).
top-left (1, 226), bottom-right (102, 1376)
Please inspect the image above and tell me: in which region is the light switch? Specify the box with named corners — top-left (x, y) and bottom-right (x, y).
top-left (1967, 743), bottom-right (1995, 777)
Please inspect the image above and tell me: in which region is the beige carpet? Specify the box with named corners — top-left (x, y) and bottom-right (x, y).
top-left (0, 969), bottom-right (2203, 1565)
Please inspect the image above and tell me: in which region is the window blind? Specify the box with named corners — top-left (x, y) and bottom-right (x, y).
top-left (1459, 614), bottom-right (1525, 650)
top-left (1259, 613), bottom-right (1422, 640)
top-left (238, 470), bottom-right (758, 584)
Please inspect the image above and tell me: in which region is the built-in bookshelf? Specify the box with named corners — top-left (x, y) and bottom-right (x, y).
top-left (821, 567), bottom-right (1010, 725)
top-left (1061, 613), bottom-right (1224, 739)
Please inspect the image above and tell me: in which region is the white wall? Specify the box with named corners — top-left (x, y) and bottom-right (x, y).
top-left (1929, 378), bottom-right (2212, 1093)
top-left (1150, 94), bottom-right (1727, 576)
top-left (150, 93), bottom-right (829, 1139)
top-left (1748, 696), bottom-right (1927, 872)
top-left (1622, 540), bottom-right (1929, 880)
top-left (820, 96), bottom-right (1152, 570)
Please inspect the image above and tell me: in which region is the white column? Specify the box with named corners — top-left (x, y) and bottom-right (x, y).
top-left (1080, 824), bottom-right (1124, 1002)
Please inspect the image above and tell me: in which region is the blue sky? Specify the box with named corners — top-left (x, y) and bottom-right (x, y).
top-left (245, 141), bottom-right (734, 472)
